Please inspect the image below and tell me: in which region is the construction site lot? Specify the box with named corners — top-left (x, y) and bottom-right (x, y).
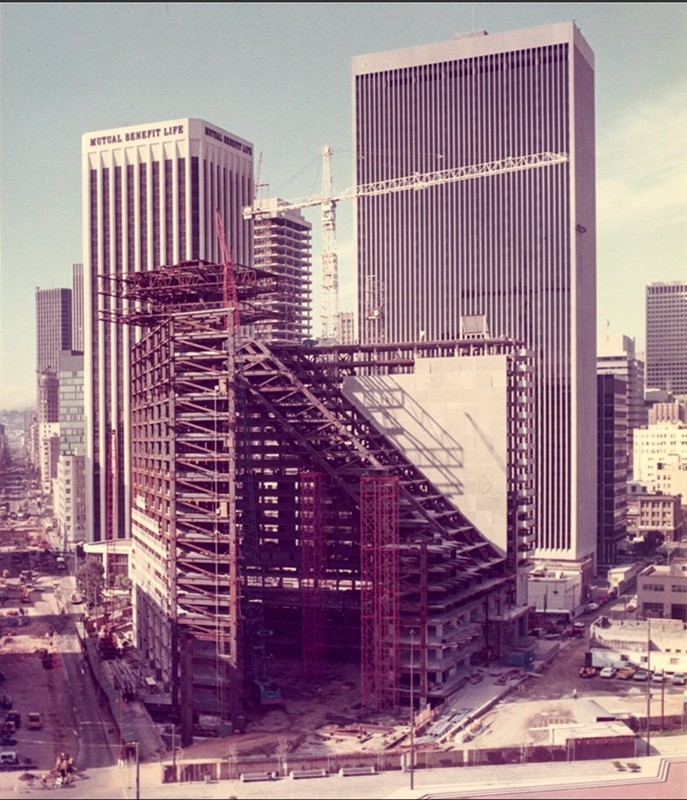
top-left (171, 634), bottom-right (687, 768)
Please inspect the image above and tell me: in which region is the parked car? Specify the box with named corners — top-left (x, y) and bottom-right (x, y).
top-left (671, 673), bottom-right (685, 686)
top-left (633, 669), bottom-right (649, 681)
top-left (651, 671), bottom-right (665, 684)
top-left (0, 750), bottom-right (19, 766)
top-left (616, 667), bottom-right (636, 680)
top-left (585, 602), bottom-right (599, 613)
top-left (599, 666), bottom-right (617, 679)
top-left (579, 666), bottom-right (597, 678)
top-left (4, 712), bottom-right (20, 730)
top-left (26, 712), bottom-right (42, 730)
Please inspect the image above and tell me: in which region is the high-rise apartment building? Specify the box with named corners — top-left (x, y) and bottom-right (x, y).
top-left (352, 22), bottom-right (597, 562)
top-left (646, 282), bottom-right (687, 396)
top-left (252, 200), bottom-right (312, 343)
top-left (82, 118), bottom-right (254, 541)
top-left (35, 288), bottom-right (72, 377)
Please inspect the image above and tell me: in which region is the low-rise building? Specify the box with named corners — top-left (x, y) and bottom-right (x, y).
top-left (626, 491), bottom-right (684, 543)
top-left (637, 559), bottom-right (687, 621)
top-left (589, 617), bottom-right (687, 673)
top-left (527, 562), bottom-right (590, 618)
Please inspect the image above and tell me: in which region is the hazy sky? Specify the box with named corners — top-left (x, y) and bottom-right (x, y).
top-left (1, 3), bottom-right (686, 410)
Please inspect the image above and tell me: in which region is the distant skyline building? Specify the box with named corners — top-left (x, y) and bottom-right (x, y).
top-left (352, 22), bottom-right (597, 563)
top-left (71, 263), bottom-right (84, 352)
top-left (37, 369), bottom-right (60, 494)
top-left (58, 351), bottom-right (85, 457)
top-left (56, 349), bottom-right (86, 550)
top-left (646, 281), bottom-right (687, 396)
top-left (251, 200), bottom-right (312, 343)
top-left (35, 288), bottom-right (72, 377)
top-left (337, 311), bottom-right (356, 345)
top-left (82, 118), bottom-right (254, 541)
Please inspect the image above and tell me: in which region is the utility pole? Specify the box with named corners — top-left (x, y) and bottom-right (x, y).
top-left (661, 669), bottom-right (665, 731)
top-left (135, 741), bottom-right (140, 800)
top-left (646, 618), bottom-right (651, 756)
top-left (409, 629), bottom-right (416, 791)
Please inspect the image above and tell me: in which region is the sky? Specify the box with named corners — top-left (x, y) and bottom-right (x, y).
top-left (0, 2), bottom-right (685, 410)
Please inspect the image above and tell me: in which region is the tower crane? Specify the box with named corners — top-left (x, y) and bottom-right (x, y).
top-left (243, 149), bottom-right (569, 342)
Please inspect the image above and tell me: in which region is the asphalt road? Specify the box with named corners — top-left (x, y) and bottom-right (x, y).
top-left (0, 570), bottom-right (117, 774)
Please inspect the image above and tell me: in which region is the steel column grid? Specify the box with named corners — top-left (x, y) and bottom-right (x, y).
top-left (300, 470), bottom-right (327, 677)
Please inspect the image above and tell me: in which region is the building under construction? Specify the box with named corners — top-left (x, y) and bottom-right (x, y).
top-left (100, 258), bottom-right (536, 741)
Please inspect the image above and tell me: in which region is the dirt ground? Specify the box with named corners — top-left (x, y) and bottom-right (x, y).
top-left (178, 634), bottom-right (687, 763)
top-left (177, 657), bottom-right (410, 761)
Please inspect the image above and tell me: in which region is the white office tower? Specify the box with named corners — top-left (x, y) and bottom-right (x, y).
top-left (82, 119), bottom-right (254, 541)
top-left (352, 22), bottom-right (597, 565)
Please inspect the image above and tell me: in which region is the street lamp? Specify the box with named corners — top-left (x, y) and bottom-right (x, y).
top-left (646, 618), bottom-right (651, 756)
top-left (409, 629), bottom-right (416, 791)
top-left (134, 741), bottom-right (140, 799)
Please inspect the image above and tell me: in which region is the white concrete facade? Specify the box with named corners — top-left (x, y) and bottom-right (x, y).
top-left (38, 422), bottom-right (59, 494)
top-left (55, 454), bottom-right (86, 548)
top-left (346, 355), bottom-right (508, 551)
top-left (343, 348), bottom-right (535, 606)
top-left (633, 420), bottom-right (687, 492)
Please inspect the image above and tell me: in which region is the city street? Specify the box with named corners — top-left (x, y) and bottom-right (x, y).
top-left (0, 563), bottom-right (118, 775)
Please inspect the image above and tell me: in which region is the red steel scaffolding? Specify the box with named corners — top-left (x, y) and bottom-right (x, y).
top-left (360, 473), bottom-right (400, 713)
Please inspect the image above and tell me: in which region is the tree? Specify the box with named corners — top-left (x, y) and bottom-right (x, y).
top-left (76, 558), bottom-right (105, 609)
top-left (114, 574), bottom-right (132, 592)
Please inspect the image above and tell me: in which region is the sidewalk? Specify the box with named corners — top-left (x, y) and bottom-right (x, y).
top-left (4, 734), bottom-right (685, 799)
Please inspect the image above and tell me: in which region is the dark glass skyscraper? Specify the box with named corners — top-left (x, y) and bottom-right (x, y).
top-left (35, 288), bottom-right (72, 376)
top-left (646, 282), bottom-right (687, 396)
top-left (352, 23), bottom-right (597, 561)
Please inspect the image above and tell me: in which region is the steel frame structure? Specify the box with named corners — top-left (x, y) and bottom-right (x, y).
top-left (299, 470), bottom-right (326, 678)
top-left (109, 260), bottom-right (536, 717)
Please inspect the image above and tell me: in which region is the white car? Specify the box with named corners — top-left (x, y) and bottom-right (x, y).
top-left (599, 666), bottom-right (617, 679)
top-left (585, 602), bottom-right (599, 613)
top-left (671, 673), bottom-right (685, 686)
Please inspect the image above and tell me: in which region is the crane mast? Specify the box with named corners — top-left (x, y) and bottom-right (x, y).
top-left (320, 146), bottom-right (338, 341)
top-left (243, 150), bottom-right (569, 342)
